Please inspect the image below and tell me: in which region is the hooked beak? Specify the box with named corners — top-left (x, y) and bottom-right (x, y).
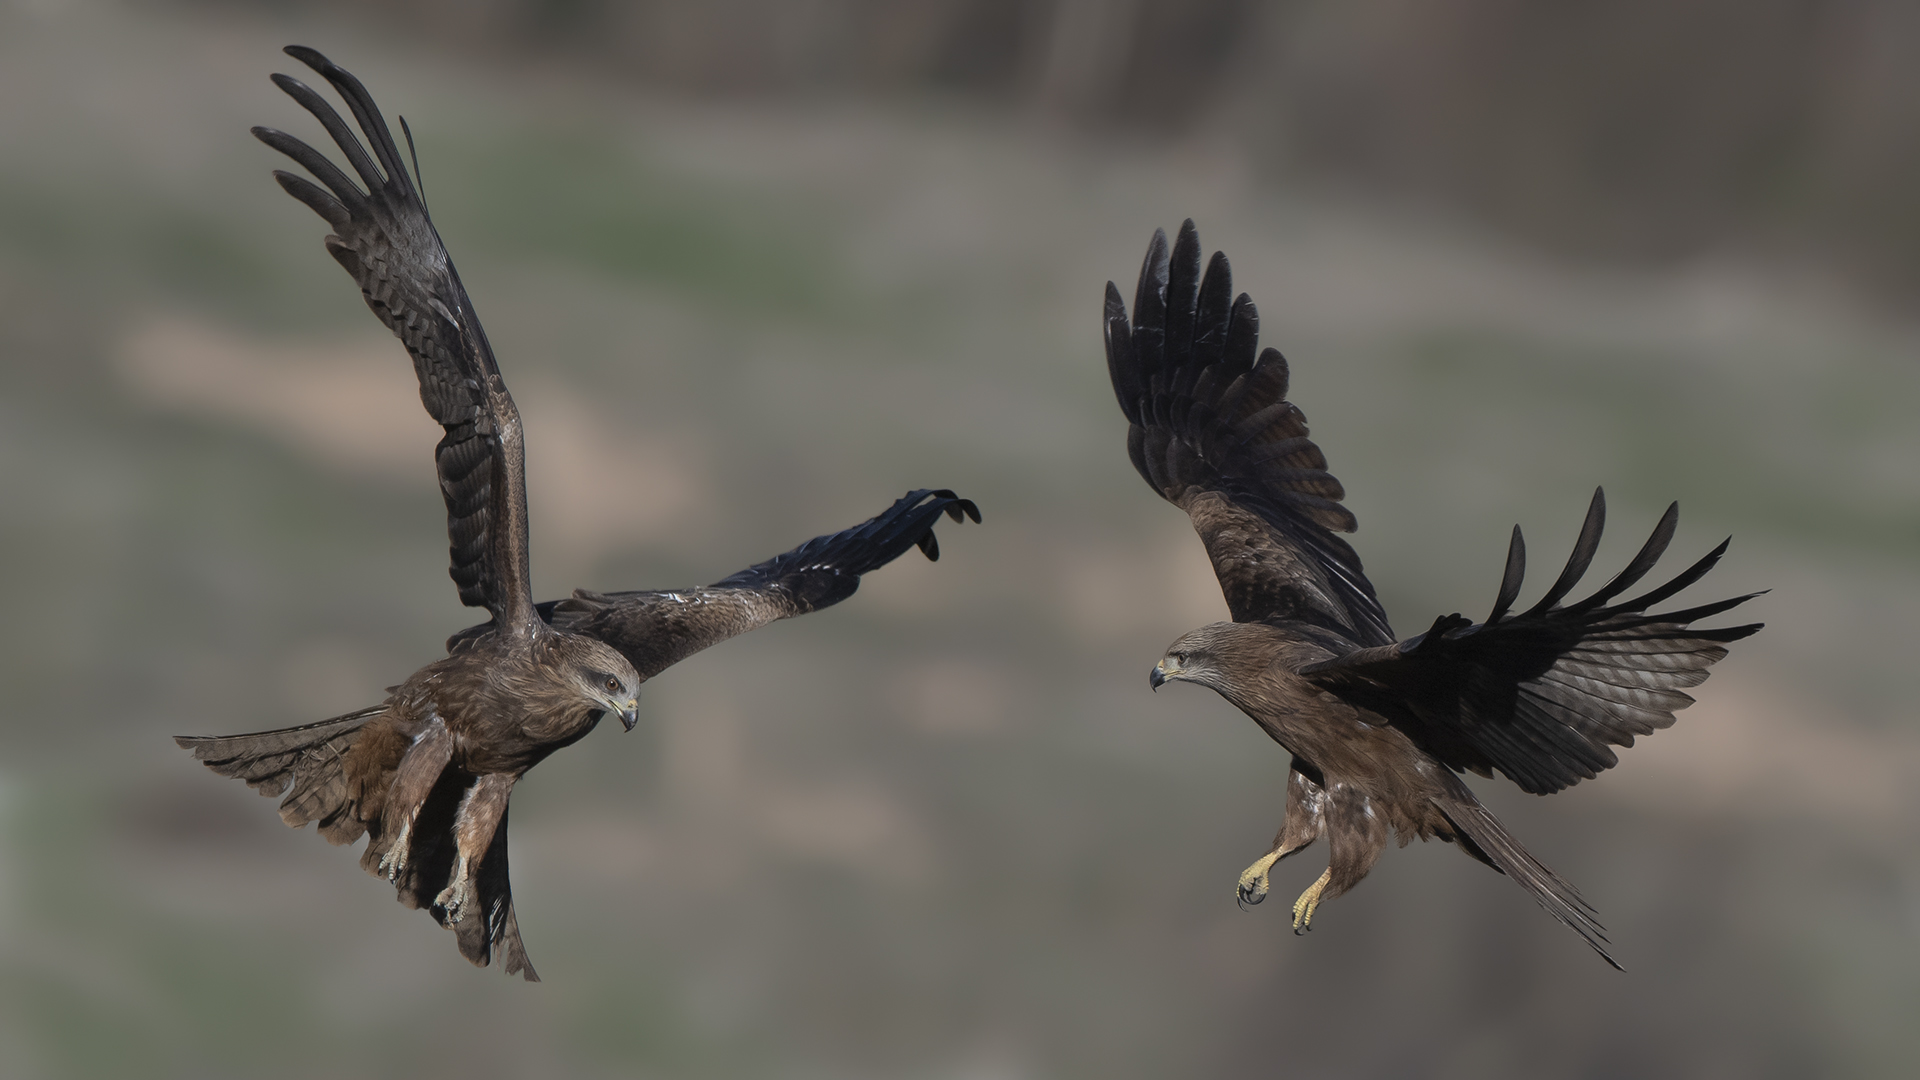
top-left (1150, 658), bottom-right (1175, 691)
top-left (618, 699), bottom-right (639, 732)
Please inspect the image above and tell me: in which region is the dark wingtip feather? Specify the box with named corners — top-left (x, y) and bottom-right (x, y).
top-left (1133, 228), bottom-right (1170, 335)
top-left (271, 170), bottom-right (351, 228)
top-left (1487, 524), bottom-right (1527, 624)
top-left (1572, 501), bottom-right (1679, 614)
top-left (710, 489), bottom-right (978, 597)
top-left (279, 45), bottom-right (415, 200)
top-left (283, 44), bottom-right (333, 71)
top-left (1167, 220), bottom-right (1200, 334)
top-left (1522, 488), bottom-right (1606, 617)
top-left (1607, 535), bottom-right (1733, 615)
top-left (399, 115), bottom-right (430, 210)
top-left (1105, 280), bottom-right (1143, 420)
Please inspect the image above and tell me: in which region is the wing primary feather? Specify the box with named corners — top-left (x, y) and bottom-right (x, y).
top-left (400, 115), bottom-right (430, 210)
top-left (1568, 501), bottom-right (1678, 614)
top-left (1192, 250), bottom-right (1234, 368)
top-left (1104, 281), bottom-right (1143, 422)
top-left (1221, 293), bottom-right (1258, 379)
top-left (1486, 524), bottom-right (1527, 624)
top-left (709, 489), bottom-right (979, 594)
top-left (1606, 593), bottom-right (1766, 629)
top-left (284, 45), bottom-right (415, 197)
top-left (1164, 219), bottom-right (1202, 371)
top-left (1520, 487), bottom-right (1606, 617)
top-left (253, 125), bottom-right (365, 208)
top-left (1131, 228), bottom-right (1169, 382)
top-left (269, 170), bottom-right (351, 229)
top-left (266, 73), bottom-right (387, 195)
top-left (1600, 537), bottom-right (1732, 616)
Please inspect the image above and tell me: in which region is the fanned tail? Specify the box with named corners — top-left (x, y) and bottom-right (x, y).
top-left (175, 706), bottom-right (387, 844)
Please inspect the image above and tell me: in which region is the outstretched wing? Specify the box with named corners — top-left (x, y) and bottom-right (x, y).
top-left (1302, 490), bottom-right (1762, 795)
top-left (256, 46), bottom-right (535, 630)
top-left (447, 489), bottom-right (980, 678)
top-left (1106, 220), bottom-right (1393, 645)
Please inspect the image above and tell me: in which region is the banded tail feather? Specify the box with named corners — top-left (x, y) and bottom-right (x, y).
top-left (175, 706), bottom-right (386, 844)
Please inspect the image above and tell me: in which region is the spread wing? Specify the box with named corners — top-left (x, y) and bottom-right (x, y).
top-left (1302, 490), bottom-right (1763, 794)
top-left (255, 46), bottom-right (535, 630)
top-left (447, 489), bottom-right (980, 678)
top-left (1106, 220), bottom-right (1393, 645)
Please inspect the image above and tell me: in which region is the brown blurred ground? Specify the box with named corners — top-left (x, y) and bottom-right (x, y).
top-left (0, 2), bottom-right (1916, 1078)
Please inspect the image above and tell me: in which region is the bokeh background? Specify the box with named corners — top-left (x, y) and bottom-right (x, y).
top-left (2, 1), bottom-right (1917, 1076)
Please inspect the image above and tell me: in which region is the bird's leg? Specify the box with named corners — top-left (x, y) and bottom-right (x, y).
top-left (378, 714), bottom-right (452, 882)
top-left (435, 772), bottom-right (515, 926)
top-left (1292, 868), bottom-right (1332, 934)
top-left (1238, 831), bottom-right (1318, 907)
top-left (1237, 847), bottom-right (1287, 907)
top-left (1238, 764), bottom-right (1327, 908)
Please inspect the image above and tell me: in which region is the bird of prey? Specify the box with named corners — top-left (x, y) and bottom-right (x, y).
top-left (177, 47), bottom-right (978, 982)
top-left (1108, 220), bottom-right (1759, 967)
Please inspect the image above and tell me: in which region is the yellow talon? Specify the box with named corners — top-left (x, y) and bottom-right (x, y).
top-left (1237, 850), bottom-right (1283, 907)
top-left (1291, 868), bottom-right (1331, 933)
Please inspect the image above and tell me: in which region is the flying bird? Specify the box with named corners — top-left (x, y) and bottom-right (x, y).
top-left (177, 46), bottom-right (977, 982)
top-left (1107, 220), bottom-right (1759, 967)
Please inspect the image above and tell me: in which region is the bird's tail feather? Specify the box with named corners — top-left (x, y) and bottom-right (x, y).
top-left (1436, 794), bottom-right (1621, 970)
top-left (175, 706), bottom-right (386, 844)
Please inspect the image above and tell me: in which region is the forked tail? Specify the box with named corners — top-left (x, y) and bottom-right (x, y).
top-left (1437, 794), bottom-right (1621, 970)
top-left (175, 706), bottom-right (386, 845)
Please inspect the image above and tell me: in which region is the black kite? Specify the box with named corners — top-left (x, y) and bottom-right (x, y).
top-left (177, 47), bottom-right (977, 981)
top-left (1108, 221), bottom-right (1759, 967)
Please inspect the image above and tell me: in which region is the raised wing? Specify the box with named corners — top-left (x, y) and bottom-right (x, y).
top-left (256, 46), bottom-right (535, 630)
top-left (447, 489), bottom-right (980, 678)
top-left (1106, 220), bottom-right (1393, 645)
top-left (1302, 490), bottom-right (1762, 794)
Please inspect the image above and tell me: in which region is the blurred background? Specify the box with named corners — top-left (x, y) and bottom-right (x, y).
top-left (1, 0), bottom-right (1916, 1076)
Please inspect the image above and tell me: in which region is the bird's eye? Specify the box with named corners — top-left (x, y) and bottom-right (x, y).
top-left (604, 676), bottom-right (620, 693)
top-left (1173, 652), bottom-right (1188, 665)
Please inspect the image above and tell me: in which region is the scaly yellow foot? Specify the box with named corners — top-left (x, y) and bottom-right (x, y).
top-left (1291, 868), bottom-right (1331, 934)
top-left (1237, 850), bottom-right (1285, 908)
